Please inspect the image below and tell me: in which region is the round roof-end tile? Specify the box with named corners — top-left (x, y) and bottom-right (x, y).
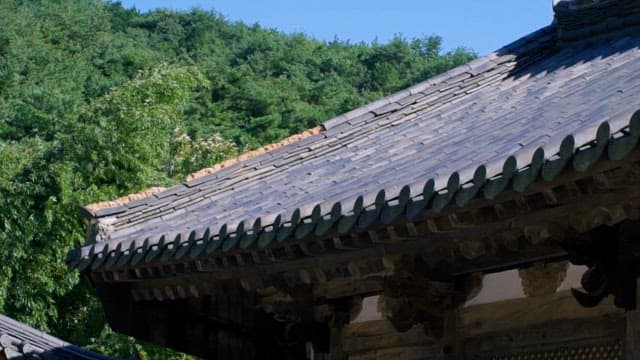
top-left (381, 185), bottom-right (411, 225)
top-left (431, 172), bottom-right (461, 212)
top-left (609, 111), bottom-right (640, 160)
top-left (145, 234), bottom-right (167, 263)
top-left (315, 202), bottom-right (342, 237)
top-left (76, 245), bottom-right (96, 272)
top-left (90, 243), bottom-right (109, 270)
top-left (277, 208), bottom-right (300, 242)
top-left (406, 179), bottom-right (436, 220)
top-left (337, 196), bottom-right (363, 234)
top-left (205, 224), bottom-right (228, 254)
top-left (513, 147), bottom-right (545, 192)
top-left (293, 204), bottom-right (322, 240)
top-left (294, 217), bottom-right (316, 240)
top-left (222, 221), bottom-right (244, 252)
top-left (115, 240), bottom-right (136, 267)
top-left (130, 238), bottom-right (150, 266)
top-left (160, 233), bottom-right (182, 261)
top-left (483, 156), bottom-right (517, 200)
top-left (104, 242), bottom-right (124, 269)
top-left (447, 172), bottom-right (461, 194)
top-left (189, 227), bottom-right (210, 258)
top-left (174, 230), bottom-right (197, 260)
top-left (258, 215), bottom-right (281, 249)
top-left (375, 189), bottom-right (386, 208)
top-left (422, 178), bottom-right (436, 200)
top-left (573, 121), bottom-right (610, 172)
top-left (541, 135), bottom-right (575, 181)
top-left (398, 185), bottom-right (411, 204)
top-left (240, 217), bottom-right (262, 250)
top-left (357, 189), bottom-right (386, 229)
top-left (330, 201), bottom-right (342, 220)
top-left (455, 165), bottom-right (488, 207)
top-left (66, 248), bottom-right (82, 271)
top-left (352, 195), bottom-right (365, 215)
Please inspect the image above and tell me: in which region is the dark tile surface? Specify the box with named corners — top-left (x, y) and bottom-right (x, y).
top-left (0, 314), bottom-right (117, 359)
top-left (70, 23), bottom-right (640, 270)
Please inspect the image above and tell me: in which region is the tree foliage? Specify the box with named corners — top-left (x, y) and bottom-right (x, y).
top-left (0, 0), bottom-right (476, 358)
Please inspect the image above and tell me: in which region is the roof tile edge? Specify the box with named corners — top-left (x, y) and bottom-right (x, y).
top-left (82, 127), bottom-right (323, 216)
top-left (68, 110), bottom-right (640, 272)
top-left (80, 24), bottom-right (560, 218)
top-left (184, 126), bottom-right (323, 182)
top-left (84, 187), bottom-right (167, 214)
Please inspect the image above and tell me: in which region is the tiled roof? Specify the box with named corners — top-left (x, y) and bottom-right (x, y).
top-left (68, 8), bottom-right (640, 272)
top-left (0, 314), bottom-right (116, 359)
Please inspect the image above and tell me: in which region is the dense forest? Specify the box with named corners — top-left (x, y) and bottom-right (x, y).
top-left (0, 0), bottom-right (475, 357)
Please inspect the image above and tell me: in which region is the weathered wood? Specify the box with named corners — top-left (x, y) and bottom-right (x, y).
top-left (313, 279), bottom-right (383, 300)
top-left (461, 290), bottom-right (623, 337)
top-left (465, 317), bottom-right (624, 358)
top-left (100, 185), bottom-right (640, 288)
top-left (91, 155), bottom-right (640, 296)
top-left (343, 320), bottom-right (435, 354)
top-left (625, 277), bottom-right (640, 359)
top-left (442, 309), bottom-right (462, 360)
top-left (518, 261), bottom-right (568, 298)
top-left (348, 345), bottom-right (441, 360)
top-left (329, 325), bottom-right (346, 360)
top-left (344, 290), bottom-right (625, 359)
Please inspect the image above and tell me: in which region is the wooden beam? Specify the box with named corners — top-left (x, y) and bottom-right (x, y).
top-left (626, 277), bottom-right (640, 359)
top-left (343, 290), bottom-right (625, 359)
top-left (462, 290), bottom-right (623, 338)
top-left (105, 187), bottom-right (640, 286)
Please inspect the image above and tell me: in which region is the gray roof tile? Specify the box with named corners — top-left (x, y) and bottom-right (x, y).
top-left (0, 314), bottom-right (117, 359)
top-left (70, 23), bottom-right (640, 271)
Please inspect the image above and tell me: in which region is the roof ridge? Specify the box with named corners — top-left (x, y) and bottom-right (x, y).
top-left (84, 187), bottom-right (166, 213)
top-left (554, 0), bottom-right (640, 42)
top-left (83, 128), bottom-right (323, 216)
top-left (184, 126), bottom-right (323, 182)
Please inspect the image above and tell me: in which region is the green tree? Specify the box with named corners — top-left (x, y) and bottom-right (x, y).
top-left (0, 1), bottom-right (476, 358)
top-left (0, 64), bottom-right (217, 359)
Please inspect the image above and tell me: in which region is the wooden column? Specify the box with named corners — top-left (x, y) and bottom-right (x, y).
top-left (443, 309), bottom-right (463, 360)
top-left (625, 277), bottom-right (640, 359)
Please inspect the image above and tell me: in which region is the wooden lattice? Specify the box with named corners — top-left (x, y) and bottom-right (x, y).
top-left (483, 340), bottom-right (623, 360)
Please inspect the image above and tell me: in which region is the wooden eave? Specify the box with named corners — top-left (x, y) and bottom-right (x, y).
top-left (69, 20), bottom-right (640, 275)
top-left (0, 314), bottom-right (117, 360)
top-left (86, 142), bottom-right (640, 303)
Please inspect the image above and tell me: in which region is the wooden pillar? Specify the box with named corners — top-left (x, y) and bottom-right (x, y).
top-left (329, 325), bottom-right (345, 360)
top-left (625, 277), bottom-right (640, 359)
top-left (443, 309), bottom-right (463, 360)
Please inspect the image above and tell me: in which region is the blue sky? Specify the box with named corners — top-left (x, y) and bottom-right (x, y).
top-left (119, 1), bottom-right (553, 55)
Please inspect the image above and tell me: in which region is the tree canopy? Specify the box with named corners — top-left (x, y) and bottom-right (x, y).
top-left (0, 0), bottom-right (475, 358)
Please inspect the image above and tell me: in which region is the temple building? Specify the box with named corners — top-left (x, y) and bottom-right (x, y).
top-left (0, 313), bottom-right (116, 360)
top-left (68, 0), bottom-right (640, 358)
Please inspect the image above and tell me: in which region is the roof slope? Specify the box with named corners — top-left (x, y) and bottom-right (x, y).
top-left (0, 314), bottom-right (116, 359)
top-left (69, 19), bottom-right (640, 271)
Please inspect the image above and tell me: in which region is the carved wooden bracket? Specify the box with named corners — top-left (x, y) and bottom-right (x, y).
top-left (565, 220), bottom-right (640, 310)
top-left (378, 254), bottom-right (483, 338)
top-left (518, 261), bottom-right (569, 298)
top-left (256, 286), bottom-right (300, 323)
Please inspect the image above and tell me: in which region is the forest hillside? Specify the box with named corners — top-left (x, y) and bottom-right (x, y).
top-left (0, 0), bottom-right (475, 357)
